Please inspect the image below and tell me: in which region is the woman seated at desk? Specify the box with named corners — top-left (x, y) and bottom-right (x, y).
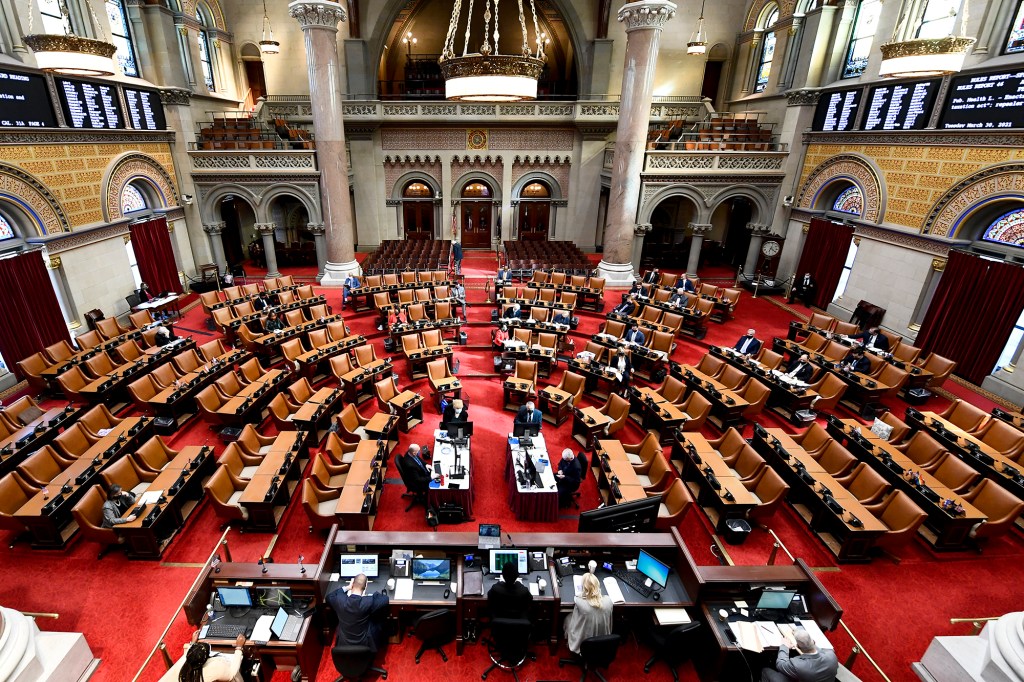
top-left (159, 632), bottom-right (246, 682)
top-left (564, 573), bottom-right (613, 655)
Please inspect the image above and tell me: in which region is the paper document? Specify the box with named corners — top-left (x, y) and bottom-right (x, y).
top-left (250, 615), bottom-right (274, 643)
top-left (755, 621), bottom-right (783, 648)
top-left (572, 575), bottom-right (584, 596)
top-left (529, 582), bottom-right (539, 596)
top-left (654, 608), bottom-right (691, 626)
top-left (140, 490), bottom-right (163, 505)
top-left (394, 578), bottom-right (414, 601)
top-left (728, 621), bottom-right (765, 653)
top-left (797, 619), bottom-right (834, 650)
top-left (602, 577), bottom-right (625, 604)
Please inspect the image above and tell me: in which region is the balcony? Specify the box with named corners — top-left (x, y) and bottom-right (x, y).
top-left (602, 144), bottom-right (789, 176)
top-left (187, 150), bottom-right (320, 174)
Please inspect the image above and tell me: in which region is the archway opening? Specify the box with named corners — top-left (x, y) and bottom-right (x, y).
top-left (267, 195), bottom-right (314, 268)
top-left (814, 180), bottom-right (864, 217)
top-left (402, 180), bottom-right (436, 240)
top-left (460, 180), bottom-right (493, 249)
top-left (710, 197), bottom-right (756, 270)
top-left (517, 180), bottom-right (551, 241)
top-left (642, 195), bottom-right (698, 269)
top-left (240, 43), bottom-right (268, 103)
top-left (219, 195), bottom-right (257, 272)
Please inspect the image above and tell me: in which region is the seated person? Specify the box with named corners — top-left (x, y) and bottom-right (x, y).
top-left (492, 323), bottom-right (510, 347)
top-left (154, 325), bottom-right (177, 347)
top-left (849, 326), bottom-right (889, 352)
top-left (669, 288), bottom-right (688, 307)
top-left (451, 281), bottom-right (466, 319)
top-left (841, 347), bottom-right (871, 374)
top-left (342, 274), bottom-right (361, 307)
top-left (158, 631), bottom-right (246, 682)
top-left (555, 448), bottom-right (582, 506)
top-left (612, 295), bottom-right (637, 316)
top-left (137, 281), bottom-right (153, 303)
top-left (675, 275), bottom-right (697, 294)
top-left (487, 561), bottom-right (533, 620)
top-left (552, 308), bottom-right (571, 326)
top-left (760, 629), bottom-right (838, 682)
top-left (381, 308), bottom-right (404, 332)
top-left (789, 272), bottom-right (816, 306)
top-left (442, 398), bottom-right (469, 424)
top-left (623, 322), bottom-right (645, 345)
top-left (401, 444), bottom-right (436, 493)
top-left (327, 573), bottom-right (390, 653)
top-left (503, 303), bottom-right (523, 319)
top-left (497, 266), bottom-right (513, 284)
top-left (734, 328), bottom-right (762, 356)
top-left (252, 291), bottom-right (272, 312)
top-left (515, 401), bottom-right (543, 427)
top-left (101, 483), bottom-right (137, 528)
top-left (563, 573), bottom-right (613, 655)
top-left (263, 311), bottom-right (285, 333)
top-left (642, 268), bottom-right (660, 285)
top-left (784, 353), bottom-right (814, 382)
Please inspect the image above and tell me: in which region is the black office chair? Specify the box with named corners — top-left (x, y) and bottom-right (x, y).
top-left (482, 618), bottom-right (533, 681)
top-left (411, 608), bottom-right (456, 663)
top-left (559, 633), bottom-right (621, 682)
top-left (643, 621), bottom-right (701, 681)
top-left (331, 644), bottom-right (387, 681)
top-left (394, 455), bottom-right (427, 512)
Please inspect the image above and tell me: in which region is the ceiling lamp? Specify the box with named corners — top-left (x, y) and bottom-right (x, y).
top-left (879, 7), bottom-right (974, 77)
top-left (440, 0), bottom-right (547, 102)
top-left (260, 0), bottom-right (280, 54)
top-left (23, 0), bottom-right (116, 76)
top-left (687, 0), bottom-right (707, 55)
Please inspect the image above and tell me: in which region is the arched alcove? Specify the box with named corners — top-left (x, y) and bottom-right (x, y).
top-left (643, 196), bottom-right (699, 269)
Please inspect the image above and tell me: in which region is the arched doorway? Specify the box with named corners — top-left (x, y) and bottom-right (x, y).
top-left (643, 196), bottom-right (698, 269)
top-left (268, 194), bottom-right (314, 266)
top-left (517, 181), bottom-right (552, 241)
top-left (711, 197), bottom-right (755, 269)
top-left (461, 181), bottom-right (493, 249)
top-left (240, 43), bottom-right (267, 103)
top-left (219, 195), bottom-right (256, 270)
top-left (402, 180), bottom-right (435, 239)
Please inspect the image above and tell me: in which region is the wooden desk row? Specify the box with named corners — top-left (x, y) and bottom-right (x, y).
top-left (672, 364), bottom-right (751, 430)
top-left (672, 432), bottom-right (761, 531)
top-left (349, 279), bottom-right (455, 312)
top-left (132, 348), bottom-right (251, 424)
top-left (709, 346), bottom-right (819, 423)
top-left (0, 405), bottom-right (83, 479)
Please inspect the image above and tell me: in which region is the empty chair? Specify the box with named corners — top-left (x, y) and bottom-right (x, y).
top-left (641, 621), bottom-right (701, 682)
top-left (100, 456), bottom-right (157, 496)
top-left (79, 404), bottom-right (123, 438)
top-left (754, 348), bottom-right (784, 370)
top-left (739, 379), bottom-right (771, 420)
top-left (18, 446), bottom-right (75, 488)
top-left (731, 446), bottom-right (767, 482)
top-left (925, 453), bottom-right (980, 494)
top-left (71, 486), bottom-right (121, 558)
top-left (695, 355), bottom-right (725, 377)
top-left (708, 427), bottom-right (746, 462)
top-left (918, 352), bottom-right (956, 389)
top-left (816, 441), bottom-right (858, 478)
top-left (268, 393), bottom-right (302, 431)
top-left (412, 609), bottom-right (457, 663)
top-left (53, 423), bottom-right (100, 459)
top-left (335, 403), bottom-right (371, 442)
top-left (16, 353), bottom-right (51, 395)
top-left (301, 478), bottom-right (340, 533)
top-left (678, 392), bottom-right (712, 432)
top-left (133, 436), bottom-right (180, 473)
top-left (237, 424), bottom-right (277, 458)
top-left (44, 340), bottom-right (77, 364)
top-left (974, 418), bottom-right (1024, 459)
top-left (559, 633), bottom-right (621, 682)
top-left (204, 466), bottom-right (248, 527)
top-left (482, 619), bottom-right (533, 681)
top-left (835, 463), bottom-right (890, 505)
top-left (896, 431), bottom-right (947, 469)
top-left (623, 432), bottom-right (662, 473)
top-left (219, 443), bottom-right (262, 485)
top-left (652, 479), bottom-right (693, 529)
top-left (863, 491), bottom-right (928, 562)
top-left (599, 394), bottom-right (630, 438)
top-left (807, 372), bottom-right (847, 413)
top-left (96, 316), bottom-right (130, 340)
top-left (551, 371), bottom-right (586, 407)
top-left (878, 411), bottom-right (911, 444)
top-left (717, 365), bottom-right (748, 391)
top-left (792, 422), bottom-right (831, 457)
top-left (635, 455), bottom-right (673, 493)
top-left (745, 468), bottom-right (790, 527)
top-left (56, 366), bottom-right (92, 404)
top-left (322, 432), bottom-right (359, 466)
top-left (962, 479), bottom-right (1024, 545)
top-left (332, 644), bottom-right (387, 682)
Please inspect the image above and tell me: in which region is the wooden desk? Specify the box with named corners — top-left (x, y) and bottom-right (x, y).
top-left (388, 390), bottom-right (424, 432)
top-left (572, 406), bottom-right (613, 451)
top-left (338, 357), bottom-right (393, 405)
top-left (673, 364), bottom-right (750, 429)
top-left (670, 432), bottom-right (760, 531)
top-left (238, 450), bottom-right (306, 531)
top-left (292, 387), bottom-right (344, 440)
top-left (710, 346), bottom-right (818, 423)
top-left (502, 376), bottom-right (535, 410)
top-left (364, 413), bottom-right (399, 453)
top-left (404, 345), bottom-right (453, 381)
top-left (538, 386), bottom-right (573, 426)
top-left (0, 406), bottom-right (81, 479)
top-left (594, 440), bottom-right (648, 505)
top-left (627, 386), bottom-right (691, 445)
top-left (565, 357), bottom-right (621, 402)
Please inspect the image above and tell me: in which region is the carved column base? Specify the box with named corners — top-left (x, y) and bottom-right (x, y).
top-left (596, 260), bottom-right (637, 286)
top-left (319, 259), bottom-right (362, 287)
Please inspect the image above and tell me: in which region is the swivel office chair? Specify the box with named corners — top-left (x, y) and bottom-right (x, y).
top-left (642, 621), bottom-right (701, 682)
top-left (394, 454), bottom-right (427, 512)
top-left (411, 608), bottom-right (457, 663)
top-left (482, 618), bottom-right (534, 681)
top-left (559, 633), bottom-right (621, 682)
top-left (331, 644), bottom-right (386, 681)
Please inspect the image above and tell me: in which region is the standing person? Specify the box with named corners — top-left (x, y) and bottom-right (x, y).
top-left (760, 630), bottom-right (838, 682)
top-left (452, 220), bottom-right (463, 275)
top-left (563, 573), bottom-right (613, 655)
top-left (789, 273), bottom-right (817, 307)
top-left (158, 632), bottom-right (247, 682)
top-left (555, 449), bottom-right (582, 507)
top-left (327, 574), bottom-right (390, 653)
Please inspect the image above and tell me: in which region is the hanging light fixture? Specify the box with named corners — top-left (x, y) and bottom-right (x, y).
top-left (440, 0), bottom-right (547, 102)
top-left (23, 0), bottom-right (116, 76)
top-left (260, 0), bottom-right (280, 54)
top-left (879, 6), bottom-right (974, 77)
top-left (687, 0), bottom-right (708, 55)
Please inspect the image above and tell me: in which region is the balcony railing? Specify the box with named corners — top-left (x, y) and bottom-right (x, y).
top-left (187, 150), bottom-right (319, 173)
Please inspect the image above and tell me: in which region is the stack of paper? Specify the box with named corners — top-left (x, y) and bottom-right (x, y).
top-left (602, 577), bottom-right (625, 604)
top-left (394, 578), bottom-right (414, 601)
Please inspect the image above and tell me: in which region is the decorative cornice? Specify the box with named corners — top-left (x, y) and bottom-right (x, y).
top-left (618, 0), bottom-right (677, 32)
top-left (923, 162), bottom-right (1024, 237)
top-left (688, 222), bottom-right (713, 234)
top-left (786, 89), bottom-right (820, 107)
top-left (791, 209), bottom-right (955, 256)
top-left (746, 222), bottom-right (771, 234)
top-left (255, 222), bottom-right (277, 235)
top-left (29, 219), bottom-right (131, 253)
top-left (641, 173), bottom-right (785, 185)
top-left (306, 222), bottom-right (325, 235)
top-left (156, 207), bottom-right (186, 222)
top-left (0, 128), bottom-right (175, 145)
top-left (804, 130), bottom-right (1024, 147)
top-left (634, 222), bottom-right (654, 235)
top-left (203, 222), bottom-right (226, 235)
top-left (190, 173), bottom-right (322, 185)
top-left (159, 88), bottom-right (192, 105)
top-left (288, 0), bottom-right (347, 29)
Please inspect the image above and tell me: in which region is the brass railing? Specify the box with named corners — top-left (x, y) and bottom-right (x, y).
top-left (950, 616), bottom-right (1001, 636)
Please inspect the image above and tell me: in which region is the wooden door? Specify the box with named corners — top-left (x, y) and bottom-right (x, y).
top-left (243, 60), bottom-right (267, 102)
top-left (518, 201), bottom-right (550, 241)
top-left (403, 201), bottom-right (434, 239)
top-left (462, 202), bottom-right (491, 248)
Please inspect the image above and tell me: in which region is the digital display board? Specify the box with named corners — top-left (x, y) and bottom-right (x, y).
top-left (0, 69), bottom-right (56, 128)
top-left (812, 88), bottom-right (863, 132)
top-left (860, 78), bottom-right (940, 131)
top-left (54, 77), bottom-right (123, 129)
top-left (940, 70), bottom-right (1024, 130)
top-left (123, 87), bottom-right (166, 130)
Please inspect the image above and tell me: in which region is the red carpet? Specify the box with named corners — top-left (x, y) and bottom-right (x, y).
top-left (1, 257), bottom-right (1021, 682)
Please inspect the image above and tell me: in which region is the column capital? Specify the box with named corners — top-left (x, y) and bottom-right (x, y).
top-left (307, 222), bottom-right (326, 236)
top-left (688, 223), bottom-right (713, 234)
top-left (203, 222), bottom-right (226, 235)
top-left (746, 223), bottom-right (772, 235)
top-left (47, 255), bottom-right (62, 269)
top-left (617, 0), bottom-right (677, 32)
top-left (634, 222), bottom-right (654, 236)
top-left (289, 0), bottom-right (347, 29)
top-left (255, 222), bottom-right (277, 235)
top-left (158, 88), bottom-right (192, 106)
top-left (786, 89), bottom-right (821, 107)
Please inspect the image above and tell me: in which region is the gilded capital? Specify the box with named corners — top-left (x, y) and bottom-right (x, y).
top-left (203, 222), bottom-right (226, 236)
top-left (307, 222), bottom-right (326, 236)
top-left (47, 255), bottom-right (62, 269)
top-left (618, 0), bottom-right (677, 32)
top-left (289, 0), bottom-right (347, 29)
top-left (932, 258), bottom-right (946, 272)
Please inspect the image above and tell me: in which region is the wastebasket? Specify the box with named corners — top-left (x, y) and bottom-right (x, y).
top-left (905, 388), bottom-right (932, 405)
top-left (721, 518), bottom-right (752, 545)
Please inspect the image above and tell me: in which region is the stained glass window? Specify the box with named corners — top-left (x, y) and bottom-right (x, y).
top-left (0, 214), bottom-right (14, 240)
top-left (754, 8), bottom-right (779, 93)
top-left (121, 184), bottom-right (147, 214)
top-left (843, 0), bottom-right (882, 78)
top-left (106, 0), bottom-right (139, 77)
top-left (983, 208), bottom-right (1024, 246)
top-left (197, 5), bottom-right (215, 90)
top-left (1006, 0), bottom-right (1024, 53)
top-left (832, 186), bottom-right (863, 215)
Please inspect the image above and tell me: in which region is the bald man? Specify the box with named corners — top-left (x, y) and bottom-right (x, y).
top-left (327, 573), bottom-right (390, 653)
top-left (760, 629), bottom-right (838, 682)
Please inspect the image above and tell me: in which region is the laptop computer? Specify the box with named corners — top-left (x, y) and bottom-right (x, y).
top-left (478, 523), bottom-right (501, 550)
top-left (270, 607), bottom-right (304, 642)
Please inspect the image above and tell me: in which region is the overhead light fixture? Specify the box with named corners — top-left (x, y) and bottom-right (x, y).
top-left (439, 0), bottom-right (546, 102)
top-left (23, 0), bottom-right (116, 76)
top-left (879, 6), bottom-right (974, 77)
top-left (260, 0), bottom-right (280, 54)
top-left (688, 0), bottom-right (708, 55)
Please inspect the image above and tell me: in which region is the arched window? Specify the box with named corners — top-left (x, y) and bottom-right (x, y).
top-left (0, 214), bottom-right (14, 240)
top-left (754, 7), bottom-right (780, 93)
top-left (38, 0), bottom-right (73, 35)
top-left (121, 184), bottom-right (148, 214)
top-left (106, 0), bottom-right (139, 76)
top-left (196, 4), bottom-right (216, 90)
top-left (916, 0), bottom-right (961, 38)
top-left (843, 0), bottom-right (882, 78)
top-left (1005, 0), bottom-right (1024, 53)
top-left (982, 207), bottom-right (1024, 246)
top-left (832, 186), bottom-right (863, 215)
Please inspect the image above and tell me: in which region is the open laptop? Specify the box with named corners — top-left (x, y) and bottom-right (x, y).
top-left (270, 607), bottom-right (304, 642)
top-left (478, 523), bottom-right (501, 550)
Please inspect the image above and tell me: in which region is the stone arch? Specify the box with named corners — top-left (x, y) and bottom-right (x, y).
top-left (924, 163), bottom-right (1024, 238)
top-left (707, 185), bottom-right (771, 225)
top-left (199, 183), bottom-right (260, 223)
top-left (391, 172), bottom-right (442, 200)
top-left (512, 171), bottom-right (563, 200)
top-left (258, 185), bottom-right (321, 224)
top-left (103, 153), bottom-right (178, 222)
top-left (639, 184), bottom-right (710, 224)
top-left (184, 0), bottom-right (227, 30)
top-left (454, 171), bottom-right (502, 200)
top-left (745, 0), bottom-right (788, 31)
top-left (0, 162), bottom-right (69, 235)
top-left (797, 153), bottom-right (884, 223)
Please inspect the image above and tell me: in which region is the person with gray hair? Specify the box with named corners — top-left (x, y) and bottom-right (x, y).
top-left (514, 400), bottom-right (542, 426)
top-left (555, 448), bottom-right (582, 506)
top-left (760, 629), bottom-right (838, 681)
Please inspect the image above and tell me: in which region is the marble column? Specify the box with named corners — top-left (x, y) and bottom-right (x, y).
top-left (743, 223), bottom-right (771, 275)
top-left (596, 0), bottom-right (676, 286)
top-left (824, 0), bottom-right (858, 83)
top-left (308, 222), bottom-right (327, 281)
top-left (203, 222), bottom-right (227, 275)
top-left (289, 0), bottom-right (359, 285)
top-left (687, 223), bottom-right (712, 274)
top-left (256, 223), bottom-right (282, 278)
top-left (631, 223), bottom-right (653, 272)
top-left (740, 34), bottom-right (762, 95)
top-left (45, 255), bottom-right (77, 329)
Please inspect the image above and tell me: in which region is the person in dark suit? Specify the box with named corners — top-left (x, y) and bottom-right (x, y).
top-left (675, 275), bottom-right (697, 293)
top-left (785, 353), bottom-right (815, 382)
top-left (842, 347), bottom-right (872, 374)
top-left (613, 295), bottom-right (637, 316)
top-left (552, 308), bottom-right (571, 325)
top-left (442, 399), bottom-right (468, 424)
top-left (137, 282), bottom-right (153, 303)
top-left (264, 311), bottom-right (285, 332)
top-left (760, 629), bottom-right (838, 682)
top-left (790, 272), bottom-right (817, 306)
top-left (503, 303), bottom-right (522, 319)
top-left (734, 328), bottom-right (762, 356)
top-left (252, 291), bottom-right (271, 311)
top-left (401, 444), bottom-right (435, 493)
top-left (497, 267), bottom-right (513, 284)
top-left (327, 574), bottom-right (390, 653)
top-left (611, 348), bottom-right (632, 387)
top-left (642, 268), bottom-right (659, 285)
top-left (515, 401), bottom-right (542, 426)
top-left (555, 448), bottom-right (582, 506)
top-left (488, 562), bottom-right (533, 620)
top-left (624, 323), bottom-right (645, 345)
top-left (669, 288), bottom-right (688, 307)
top-left (849, 327), bottom-right (890, 352)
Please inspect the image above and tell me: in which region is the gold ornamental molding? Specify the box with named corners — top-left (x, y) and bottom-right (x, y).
top-left (879, 37), bottom-right (976, 78)
top-left (439, 54), bottom-right (545, 82)
top-left (880, 36), bottom-right (975, 59)
top-left (932, 258), bottom-right (946, 272)
top-left (23, 34), bottom-right (116, 59)
top-left (47, 256), bottom-right (62, 269)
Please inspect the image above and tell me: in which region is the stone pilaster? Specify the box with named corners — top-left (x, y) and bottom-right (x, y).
top-left (256, 223), bottom-right (281, 278)
top-left (687, 223), bottom-right (713, 275)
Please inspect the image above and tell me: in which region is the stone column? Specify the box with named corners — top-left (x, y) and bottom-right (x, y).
top-left (45, 255), bottom-right (78, 328)
top-left (203, 222), bottom-right (227, 275)
top-left (743, 223), bottom-right (771, 275)
top-left (597, 0), bottom-right (676, 286)
top-left (308, 222), bottom-right (327, 281)
top-left (687, 223), bottom-right (712, 274)
top-left (824, 0), bottom-right (858, 83)
top-left (289, 0), bottom-right (359, 285)
top-left (256, 223), bottom-right (282, 278)
top-left (631, 223), bottom-right (653, 272)
top-left (740, 34), bottom-right (762, 95)
top-left (805, 5), bottom-right (837, 88)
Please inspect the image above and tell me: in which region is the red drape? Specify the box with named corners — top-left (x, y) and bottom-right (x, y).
top-left (129, 216), bottom-right (181, 295)
top-left (0, 250), bottom-right (71, 379)
top-left (794, 217), bottom-right (855, 309)
top-left (916, 250), bottom-right (1024, 385)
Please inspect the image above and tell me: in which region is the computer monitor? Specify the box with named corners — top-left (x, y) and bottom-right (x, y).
top-left (339, 553), bottom-right (379, 578)
top-left (513, 422), bottom-right (540, 438)
top-left (216, 586), bottom-right (252, 607)
top-left (254, 587), bottom-right (292, 607)
top-left (442, 421), bottom-right (473, 440)
top-left (489, 549), bottom-right (528, 575)
top-left (577, 494), bottom-right (662, 533)
top-left (636, 549), bottom-right (670, 588)
top-left (411, 558), bottom-right (451, 581)
top-left (755, 589), bottom-right (798, 611)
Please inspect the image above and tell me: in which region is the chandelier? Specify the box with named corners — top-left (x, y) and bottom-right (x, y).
top-left (687, 0), bottom-right (707, 55)
top-left (439, 0), bottom-right (547, 102)
top-left (879, 6), bottom-right (974, 77)
top-left (23, 0), bottom-right (116, 76)
top-left (260, 0), bottom-right (280, 54)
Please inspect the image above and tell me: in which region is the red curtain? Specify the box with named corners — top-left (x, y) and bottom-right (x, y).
top-left (129, 216), bottom-right (181, 295)
top-left (794, 217), bottom-right (855, 309)
top-left (0, 250), bottom-right (71, 379)
top-left (916, 250), bottom-right (1024, 385)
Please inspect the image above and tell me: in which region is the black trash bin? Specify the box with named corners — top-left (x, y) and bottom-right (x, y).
top-left (722, 518), bottom-right (752, 545)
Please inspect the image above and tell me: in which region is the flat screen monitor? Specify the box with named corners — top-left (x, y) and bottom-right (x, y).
top-left (478, 523), bottom-right (500, 547)
top-left (339, 553), bottom-right (379, 578)
top-left (513, 422), bottom-right (540, 438)
top-left (411, 558), bottom-right (451, 581)
top-left (756, 589), bottom-right (798, 611)
top-left (489, 549), bottom-right (528, 574)
top-left (0, 69), bottom-right (57, 128)
top-left (443, 421), bottom-right (473, 439)
top-left (254, 587), bottom-right (292, 607)
top-left (811, 87), bottom-right (862, 132)
top-left (636, 549), bottom-right (670, 588)
top-left (860, 78), bottom-right (940, 131)
top-left (940, 69), bottom-right (1024, 130)
top-left (216, 586), bottom-right (252, 607)
top-left (577, 493), bottom-right (662, 533)
top-left (54, 76), bottom-right (124, 129)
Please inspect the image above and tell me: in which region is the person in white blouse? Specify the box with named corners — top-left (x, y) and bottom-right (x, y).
top-left (159, 632), bottom-right (246, 682)
top-left (563, 572), bottom-right (613, 655)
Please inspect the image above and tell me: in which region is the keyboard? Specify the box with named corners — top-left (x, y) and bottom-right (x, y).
top-left (205, 622), bottom-right (249, 639)
top-left (612, 569), bottom-right (654, 598)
